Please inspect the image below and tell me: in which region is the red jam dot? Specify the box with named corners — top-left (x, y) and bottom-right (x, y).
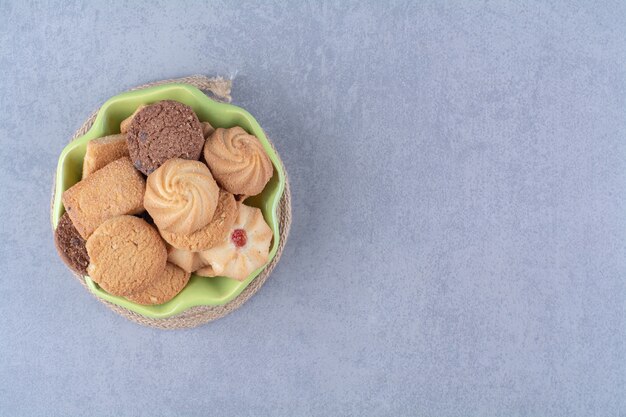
top-left (231, 229), bottom-right (247, 248)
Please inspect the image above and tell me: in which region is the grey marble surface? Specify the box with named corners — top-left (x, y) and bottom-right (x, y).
top-left (0, 1), bottom-right (625, 416)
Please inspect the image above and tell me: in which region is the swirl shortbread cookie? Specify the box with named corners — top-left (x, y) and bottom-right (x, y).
top-left (203, 127), bottom-right (273, 196)
top-left (86, 215), bottom-right (167, 296)
top-left (144, 159), bottom-right (219, 234)
top-left (126, 100), bottom-right (204, 175)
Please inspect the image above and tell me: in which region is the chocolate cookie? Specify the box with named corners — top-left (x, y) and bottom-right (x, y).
top-left (126, 100), bottom-right (204, 175)
top-left (120, 104), bottom-right (147, 134)
top-left (54, 212), bottom-right (89, 275)
top-left (86, 215), bottom-right (167, 296)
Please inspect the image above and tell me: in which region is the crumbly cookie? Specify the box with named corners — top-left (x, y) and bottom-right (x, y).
top-left (62, 157), bottom-right (145, 239)
top-left (120, 104), bottom-right (147, 134)
top-left (82, 134), bottom-right (129, 178)
top-left (160, 190), bottom-right (238, 251)
top-left (125, 263), bottom-right (190, 305)
top-left (54, 212), bottom-right (90, 275)
top-left (86, 215), bottom-right (167, 296)
top-left (203, 127), bottom-right (273, 196)
top-left (126, 100), bottom-right (204, 175)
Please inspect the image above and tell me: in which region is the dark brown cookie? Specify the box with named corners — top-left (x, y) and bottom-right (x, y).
top-left (126, 100), bottom-right (204, 175)
top-left (54, 212), bottom-right (90, 275)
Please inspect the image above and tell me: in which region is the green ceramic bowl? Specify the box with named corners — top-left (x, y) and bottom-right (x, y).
top-left (52, 84), bottom-right (285, 318)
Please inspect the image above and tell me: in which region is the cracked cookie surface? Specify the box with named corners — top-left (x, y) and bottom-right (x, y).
top-left (62, 156), bottom-right (146, 239)
top-left (126, 263), bottom-right (190, 305)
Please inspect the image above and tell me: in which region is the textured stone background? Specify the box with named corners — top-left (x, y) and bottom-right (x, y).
top-left (0, 1), bottom-right (624, 416)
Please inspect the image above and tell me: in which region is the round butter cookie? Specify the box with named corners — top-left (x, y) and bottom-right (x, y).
top-left (86, 215), bottom-right (167, 296)
top-left (126, 263), bottom-right (190, 305)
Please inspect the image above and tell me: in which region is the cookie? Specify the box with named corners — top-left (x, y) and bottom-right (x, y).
top-left (195, 204), bottom-right (272, 281)
top-left (125, 263), bottom-right (190, 305)
top-left (86, 215), bottom-right (167, 296)
top-left (167, 245), bottom-right (210, 273)
top-left (120, 104), bottom-right (147, 134)
top-left (144, 159), bottom-right (219, 234)
top-left (194, 265), bottom-right (216, 277)
top-left (203, 127), bottom-right (273, 196)
top-left (62, 157), bottom-right (145, 239)
top-left (201, 121), bottom-right (215, 138)
top-left (160, 190), bottom-right (238, 251)
top-left (82, 134), bottom-right (129, 178)
top-left (126, 100), bottom-right (204, 175)
top-left (54, 212), bottom-right (90, 275)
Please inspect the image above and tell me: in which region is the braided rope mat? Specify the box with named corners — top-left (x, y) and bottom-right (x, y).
top-left (50, 75), bottom-right (292, 329)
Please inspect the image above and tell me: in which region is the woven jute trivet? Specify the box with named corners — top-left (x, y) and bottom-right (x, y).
top-left (50, 75), bottom-right (292, 330)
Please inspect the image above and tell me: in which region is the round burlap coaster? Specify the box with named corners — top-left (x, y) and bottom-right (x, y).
top-left (50, 75), bottom-right (292, 329)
